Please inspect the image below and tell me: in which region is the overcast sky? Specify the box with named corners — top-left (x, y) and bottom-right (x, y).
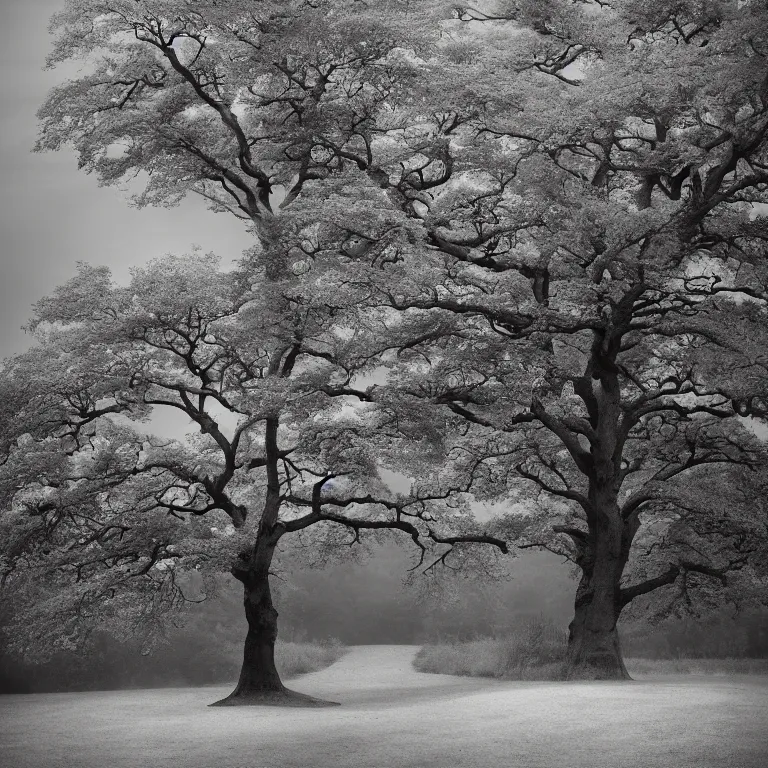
top-left (0, 0), bottom-right (253, 360)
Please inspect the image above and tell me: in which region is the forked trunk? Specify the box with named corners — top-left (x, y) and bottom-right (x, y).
top-left (211, 558), bottom-right (339, 707)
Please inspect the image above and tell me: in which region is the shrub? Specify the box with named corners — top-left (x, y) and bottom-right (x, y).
top-left (276, 638), bottom-right (346, 679)
top-left (620, 611), bottom-right (768, 659)
top-left (413, 617), bottom-right (569, 681)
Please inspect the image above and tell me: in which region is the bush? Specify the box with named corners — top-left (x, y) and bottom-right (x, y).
top-left (413, 617), bottom-right (569, 681)
top-left (276, 638), bottom-right (346, 678)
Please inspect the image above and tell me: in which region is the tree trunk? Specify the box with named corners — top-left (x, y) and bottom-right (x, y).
top-left (210, 555), bottom-right (339, 707)
top-left (567, 566), bottom-right (630, 680)
top-left (230, 572), bottom-right (284, 696)
top-left (566, 488), bottom-right (632, 680)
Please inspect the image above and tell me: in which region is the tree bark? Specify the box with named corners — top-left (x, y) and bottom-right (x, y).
top-left (567, 566), bottom-right (630, 680)
top-left (566, 488), bottom-right (632, 680)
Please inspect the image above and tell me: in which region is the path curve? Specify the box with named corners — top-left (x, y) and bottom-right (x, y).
top-left (1, 644), bottom-right (767, 768)
top-left (292, 644), bottom-right (504, 706)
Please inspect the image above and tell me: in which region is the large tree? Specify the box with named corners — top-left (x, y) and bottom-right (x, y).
top-left (361, 0), bottom-right (768, 677)
top-left (21, 0), bottom-right (512, 704)
top-left (0, 255), bottom-right (507, 705)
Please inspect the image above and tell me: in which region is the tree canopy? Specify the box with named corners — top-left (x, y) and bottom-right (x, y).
top-left (3, 0), bottom-right (768, 685)
top-left (374, 0), bottom-right (768, 674)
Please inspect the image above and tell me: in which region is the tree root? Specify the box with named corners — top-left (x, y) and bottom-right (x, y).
top-left (565, 655), bottom-right (633, 681)
top-left (209, 687), bottom-right (340, 707)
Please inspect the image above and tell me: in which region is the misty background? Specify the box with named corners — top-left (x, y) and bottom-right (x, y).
top-left (3, 540), bottom-right (767, 694)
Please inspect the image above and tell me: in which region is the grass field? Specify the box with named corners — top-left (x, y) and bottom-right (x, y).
top-left (1, 645), bottom-right (766, 768)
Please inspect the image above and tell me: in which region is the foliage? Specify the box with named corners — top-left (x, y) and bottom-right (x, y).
top-left (329, 0), bottom-right (768, 630)
top-left (276, 638), bottom-right (346, 679)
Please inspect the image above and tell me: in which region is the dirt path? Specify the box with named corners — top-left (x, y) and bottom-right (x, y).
top-left (2, 645), bottom-right (767, 768)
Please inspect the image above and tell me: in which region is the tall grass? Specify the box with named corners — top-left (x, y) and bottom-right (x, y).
top-left (414, 617), bottom-right (768, 681)
top-left (621, 612), bottom-right (768, 659)
top-left (626, 657), bottom-right (768, 676)
top-left (275, 638), bottom-right (346, 679)
top-left (414, 618), bottom-right (569, 681)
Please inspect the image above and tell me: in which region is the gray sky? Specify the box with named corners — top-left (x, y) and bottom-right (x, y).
top-left (0, 0), bottom-right (253, 359)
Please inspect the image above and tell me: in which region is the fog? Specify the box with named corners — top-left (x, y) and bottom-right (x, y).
top-left (276, 546), bottom-right (575, 644)
top-left (2, 541), bottom-right (767, 694)
top-left (0, 545), bottom-right (576, 693)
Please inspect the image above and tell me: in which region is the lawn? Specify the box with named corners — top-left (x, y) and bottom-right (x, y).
top-left (1, 646), bottom-right (766, 768)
